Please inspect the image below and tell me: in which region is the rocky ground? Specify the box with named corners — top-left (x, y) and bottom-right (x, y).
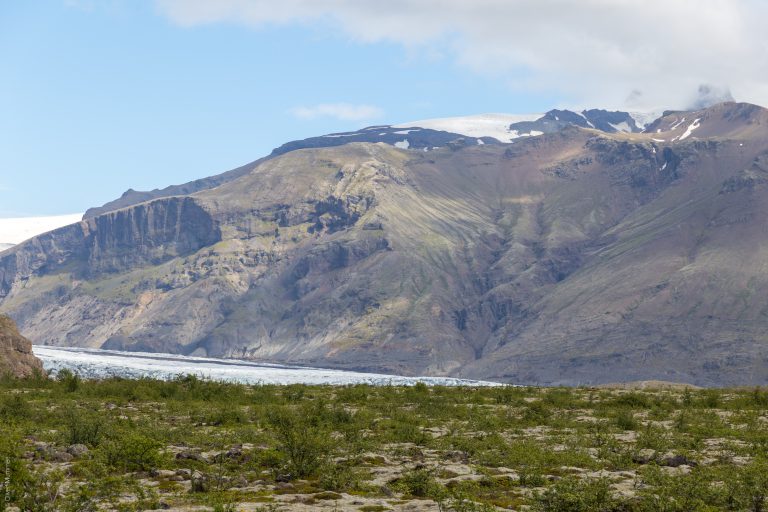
top-left (1, 375), bottom-right (767, 511)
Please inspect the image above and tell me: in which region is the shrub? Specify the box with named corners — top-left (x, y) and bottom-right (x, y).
top-left (319, 463), bottom-right (364, 492)
top-left (0, 394), bottom-right (31, 421)
top-left (533, 477), bottom-right (621, 512)
top-left (63, 409), bottom-right (104, 446)
top-left (542, 388), bottom-right (575, 408)
top-left (266, 406), bottom-right (333, 478)
top-left (57, 369), bottom-right (81, 393)
top-left (751, 387), bottom-right (768, 407)
top-left (392, 468), bottom-right (442, 498)
top-left (14, 468), bottom-right (66, 512)
top-left (724, 457), bottom-right (768, 512)
top-left (611, 392), bottom-right (652, 409)
top-left (636, 422), bottom-right (670, 452)
top-left (637, 465), bottom-right (725, 511)
top-left (614, 410), bottom-right (638, 431)
top-left (523, 401), bottom-right (552, 422)
top-left (98, 428), bottom-right (163, 471)
top-left (698, 389), bottom-right (721, 408)
top-left (0, 430), bottom-right (27, 511)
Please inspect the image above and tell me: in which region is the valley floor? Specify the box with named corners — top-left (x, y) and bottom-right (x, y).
top-left (1, 375), bottom-right (767, 511)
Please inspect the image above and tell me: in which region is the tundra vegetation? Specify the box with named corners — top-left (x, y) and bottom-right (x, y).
top-left (1, 373), bottom-right (768, 511)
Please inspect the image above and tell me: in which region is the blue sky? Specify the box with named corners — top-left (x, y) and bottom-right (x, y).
top-left (2, 0), bottom-right (766, 216)
top-left (0, 1), bottom-right (558, 216)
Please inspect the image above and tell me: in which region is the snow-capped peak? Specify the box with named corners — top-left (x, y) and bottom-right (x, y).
top-left (394, 113), bottom-right (542, 143)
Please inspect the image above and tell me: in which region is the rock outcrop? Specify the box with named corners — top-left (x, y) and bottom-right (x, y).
top-left (0, 315), bottom-right (44, 378)
top-left (0, 196), bottom-right (220, 298)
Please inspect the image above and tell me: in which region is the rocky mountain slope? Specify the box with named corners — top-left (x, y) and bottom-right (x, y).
top-left (2, 102), bottom-right (768, 386)
top-left (0, 314), bottom-right (44, 378)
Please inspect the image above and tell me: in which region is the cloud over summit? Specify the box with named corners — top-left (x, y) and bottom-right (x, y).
top-left (156, 0), bottom-right (768, 110)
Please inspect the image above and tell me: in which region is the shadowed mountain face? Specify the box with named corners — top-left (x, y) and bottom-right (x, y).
top-left (3, 102), bottom-right (768, 386)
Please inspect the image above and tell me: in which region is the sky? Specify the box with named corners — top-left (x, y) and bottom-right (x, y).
top-left (2, 0), bottom-right (767, 217)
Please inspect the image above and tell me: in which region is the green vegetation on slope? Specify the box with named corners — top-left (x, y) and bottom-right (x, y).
top-left (1, 375), bottom-right (768, 510)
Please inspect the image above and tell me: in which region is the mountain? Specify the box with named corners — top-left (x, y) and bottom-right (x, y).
top-left (506, 109), bottom-right (644, 136)
top-left (2, 101), bottom-right (768, 386)
top-left (0, 314), bottom-right (44, 378)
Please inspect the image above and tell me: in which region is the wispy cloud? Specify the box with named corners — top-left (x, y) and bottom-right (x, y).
top-left (289, 103), bottom-right (384, 121)
top-left (155, 0), bottom-right (768, 110)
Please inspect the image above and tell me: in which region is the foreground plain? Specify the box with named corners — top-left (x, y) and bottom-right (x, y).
top-left (1, 375), bottom-right (768, 511)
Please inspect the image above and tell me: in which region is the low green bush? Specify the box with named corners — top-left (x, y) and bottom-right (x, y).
top-left (266, 405), bottom-right (333, 478)
top-left (533, 476), bottom-right (622, 512)
top-left (98, 428), bottom-right (163, 472)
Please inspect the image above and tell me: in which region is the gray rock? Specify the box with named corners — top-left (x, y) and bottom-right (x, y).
top-left (67, 444), bottom-right (88, 457)
top-left (190, 471), bottom-right (208, 493)
top-left (632, 448), bottom-right (657, 464)
top-left (176, 450), bottom-right (206, 463)
top-left (662, 454), bottom-right (697, 467)
top-left (150, 469), bottom-right (177, 479)
top-left (52, 451), bottom-right (73, 462)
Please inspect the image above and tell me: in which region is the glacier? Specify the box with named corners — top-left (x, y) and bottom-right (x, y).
top-left (0, 213), bottom-right (84, 247)
top-left (33, 346), bottom-right (502, 387)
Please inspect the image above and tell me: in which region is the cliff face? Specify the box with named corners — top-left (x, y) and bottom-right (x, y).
top-left (0, 315), bottom-right (44, 378)
top-left (3, 103), bottom-right (768, 386)
top-left (0, 196), bottom-right (220, 297)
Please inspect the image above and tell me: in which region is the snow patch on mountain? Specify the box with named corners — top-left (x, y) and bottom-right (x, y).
top-left (677, 118), bottom-right (701, 141)
top-left (0, 213), bottom-right (83, 247)
top-left (575, 111), bottom-right (596, 128)
top-left (394, 139), bottom-right (410, 149)
top-left (34, 346), bottom-right (503, 386)
top-left (394, 113), bottom-right (542, 143)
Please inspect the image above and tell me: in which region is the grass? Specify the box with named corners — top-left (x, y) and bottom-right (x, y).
top-left (1, 374), bottom-right (768, 510)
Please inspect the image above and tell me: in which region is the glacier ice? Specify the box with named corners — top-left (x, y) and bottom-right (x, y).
top-left (33, 346), bottom-right (502, 387)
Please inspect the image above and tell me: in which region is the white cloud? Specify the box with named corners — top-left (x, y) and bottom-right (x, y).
top-left (155, 0), bottom-right (768, 110)
top-left (289, 103), bottom-right (384, 121)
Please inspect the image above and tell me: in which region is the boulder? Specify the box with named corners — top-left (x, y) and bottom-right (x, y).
top-left (0, 315), bottom-right (45, 378)
top-left (66, 444), bottom-right (89, 457)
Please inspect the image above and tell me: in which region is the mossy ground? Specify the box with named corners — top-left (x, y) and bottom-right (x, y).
top-left (1, 374), bottom-right (767, 511)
